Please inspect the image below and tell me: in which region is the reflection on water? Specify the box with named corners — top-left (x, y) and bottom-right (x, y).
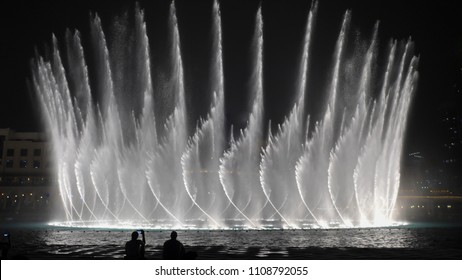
top-left (2, 226), bottom-right (460, 248)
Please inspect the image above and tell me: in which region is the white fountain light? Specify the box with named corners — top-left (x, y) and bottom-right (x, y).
top-left (34, 0), bottom-right (418, 230)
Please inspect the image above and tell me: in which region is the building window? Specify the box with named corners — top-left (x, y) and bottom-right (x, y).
top-left (33, 149), bottom-right (41, 156)
top-left (20, 149), bottom-right (28, 157)
top-left (20, 160), bottom-right (28, 168)
top-left (33, 161), bottom-right (41, 169)
top-left (7, 149), bottom-right (14, 157)
top-left (6, 160), bottom-right (13, 168)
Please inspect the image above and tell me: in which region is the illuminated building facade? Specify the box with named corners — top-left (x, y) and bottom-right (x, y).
top-left (0, 128), bottom-right (56, 216)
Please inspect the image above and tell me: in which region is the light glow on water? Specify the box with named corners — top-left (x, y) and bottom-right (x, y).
top-left (47, 219), bottom-right (408, 231)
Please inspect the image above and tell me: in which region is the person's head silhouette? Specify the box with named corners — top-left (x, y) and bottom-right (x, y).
top-left (170, 231), bottom-right (177, 240)
top-left (131, 231), bottom-right (139, 241)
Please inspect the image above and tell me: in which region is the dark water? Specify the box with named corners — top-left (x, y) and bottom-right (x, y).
top-left (2, 223), bottom-right (462, 259)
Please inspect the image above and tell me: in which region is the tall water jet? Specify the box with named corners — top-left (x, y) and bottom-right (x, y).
top-left (33, 1), bottom-right (418, 229)
top-left (326, 23), bottom-right (378, 226)
top-left (145, 2), bottom-right (190, 227)
top-left (219, 7), bottom-right (265, 227)
top-left (181, 0), bottom-right (226, 228)
top-left (353, 41), bottom-right (418, 225)
top-left (260, 2), bottom-right (317, 226)
top-left (33, 7), bottom-right (159, 225)
top-left (295, 11), bottom-right (352, 226)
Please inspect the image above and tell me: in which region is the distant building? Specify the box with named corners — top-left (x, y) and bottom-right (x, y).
top-left (441, 111), bottom-right (462, 193)
top-left (403, 91), bottom-right (462, 196)
top-left (0, 128), bottom-right (56, 216)
top-left (0, 128), bottom-right (53, 184)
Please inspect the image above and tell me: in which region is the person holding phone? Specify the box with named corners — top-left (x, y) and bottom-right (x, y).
top-left (125, 230), bottom-right (145, 259)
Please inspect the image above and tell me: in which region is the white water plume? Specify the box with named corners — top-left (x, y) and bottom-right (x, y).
top-left (33, 1), bottom-right (418, 229)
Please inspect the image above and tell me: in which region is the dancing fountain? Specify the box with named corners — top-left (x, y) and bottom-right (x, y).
top-left (32, 0), bottom-right (418, 229)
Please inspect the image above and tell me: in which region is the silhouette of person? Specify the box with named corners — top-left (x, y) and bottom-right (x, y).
top-left (125, 230), bottom-right (145, 259)
top-left (163, 231), bottom-right (185, 259)
top-left (1, 233), bottom-right (11, 259)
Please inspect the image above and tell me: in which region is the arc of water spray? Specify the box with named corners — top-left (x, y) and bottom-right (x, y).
top-left (74, 163), bottom-right (99, 221)
top-left (382, 52), bottom-right (419, 219)
top-left (259, 131), bottom-right (292, 226)
top-left (178, 0), bottom-right (226, 228)
top-left (219, 6), bottom-right (265, 228)
top-left (327, 23), bottom-right (378, 225)
top-left (89, 167), bottom-right (120, 221)
top-left (260, 2), bottom-right (317, 227)
top-left (146, 165), bottom-right (185, 227)
top-left (182, 171), bottom-right (222, 228)
top-left (295, 10), bottom-right (351, 226)
top-left (116, 169), bottom-right (150, 223)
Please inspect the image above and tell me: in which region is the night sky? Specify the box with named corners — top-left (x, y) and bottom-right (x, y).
top-left (0, 0), bottom-right (461, 161)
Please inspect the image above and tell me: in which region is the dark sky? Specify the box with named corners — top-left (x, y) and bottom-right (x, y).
top-left (0, 0), bottom-right (461, 159)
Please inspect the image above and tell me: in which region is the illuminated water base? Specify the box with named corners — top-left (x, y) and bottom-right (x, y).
top-left (34, 1), bottom-right (418, 230)
top-left (47, 220), bottom-right (409, 231)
